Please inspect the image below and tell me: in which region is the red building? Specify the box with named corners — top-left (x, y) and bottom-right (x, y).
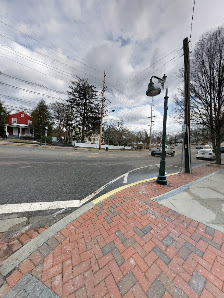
top-left (5, 112), bottom-right (33, 138)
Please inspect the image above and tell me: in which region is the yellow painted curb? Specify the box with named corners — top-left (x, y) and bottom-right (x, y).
top-left (93, 172), bottom-right (179, 204)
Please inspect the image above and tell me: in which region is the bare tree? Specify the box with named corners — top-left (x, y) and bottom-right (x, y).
top-left (50, 102), bottom-right (74, 142)
top-left (175, 27), bottom-right (224, 164)
top-left (103, 120), bottom-right (136, 146)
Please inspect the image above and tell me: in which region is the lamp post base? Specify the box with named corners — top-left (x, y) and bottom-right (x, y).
top-left (156, 175), bottom-right (167, 185)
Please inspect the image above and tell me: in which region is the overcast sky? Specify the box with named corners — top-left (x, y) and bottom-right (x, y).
top-left (0, 0), bottom-right (224, 134)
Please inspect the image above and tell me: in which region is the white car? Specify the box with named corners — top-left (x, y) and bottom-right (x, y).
top-left (196, 149), bottom-right (215, 160)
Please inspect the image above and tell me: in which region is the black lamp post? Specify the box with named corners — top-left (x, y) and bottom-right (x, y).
top-left (146, 74), bottom-right (168, 185)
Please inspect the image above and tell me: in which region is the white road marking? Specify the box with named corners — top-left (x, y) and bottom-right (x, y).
top-left (1, 164), bottom-right (168, 214)
top-left (79, 173), bottom-right (127, 206)
top-left (80, 165), bottom-right (154, 206)
top-left (0, 200), bottom-right (80, 215)
top-left (123, 173), bottom-right (129, 183)
top-left (122, 165), bottom-right (152, 184)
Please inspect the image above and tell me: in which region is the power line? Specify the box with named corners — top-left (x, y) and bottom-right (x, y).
top-left (125, 53), bottom-right (183, 101)
top-left (0, 55), bottom-right (105, 95)
top-left (125, 47), bottom-right (183, 84)
top-left (0, 20), bottom-right (103, 74)
top-left (129, 53), bottom-right (183, 93)
top-left (189, 0), bottom-right (196, 43)
top-left (0, 24), bottom-right (183, 88)
top-left (0, 21), bottom-right (185, 102)
top-left (0, 45), bottom-right (75, 79)
top-left (0, 20), bottom-right (131, 86)
top-left (0, 30), bottom-right (185, 95)
top-left (0, 35), bottom-right (106, 82)
top-left (0, 55), bottom-right (71, 84)
top-left (0, 55), bottom-right (118, 106)
top-left (0, 71), bottom-right (67, 95)
top-left (0, 93), bottom-right (35, 105)
top-left (3, 101), bottom-right (32, 113)
top-left (103, 52), bottom-right (183, 104)
top-left (0, 44), bottom-right (118, 91)
top-left (0, 81), bottom-right (66, 101)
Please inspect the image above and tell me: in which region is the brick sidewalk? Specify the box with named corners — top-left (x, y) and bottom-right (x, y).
top-left (1, 165), bottom-right (224, 297)
top-left (0, 227), bottom-right (48, 267)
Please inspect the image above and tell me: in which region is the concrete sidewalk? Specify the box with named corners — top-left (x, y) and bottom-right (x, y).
top-left (1, 165), bottom-right (224, 297)
top-left (157, 170), bottom-right (224, 234)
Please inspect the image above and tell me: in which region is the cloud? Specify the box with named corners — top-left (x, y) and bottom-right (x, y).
top-left (0, 0), bottom-right (224, 131)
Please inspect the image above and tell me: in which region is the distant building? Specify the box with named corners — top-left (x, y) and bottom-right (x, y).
top-left (72, 129), bottom-right (100, 144)
top-left (5, 111), bottom-right (33, 139)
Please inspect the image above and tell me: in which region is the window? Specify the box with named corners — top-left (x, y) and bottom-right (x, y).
top-left (12, 118), bottom-right (17, 124)
top-left (21, 114), bottom-right (24, 117)
top-left (28, 120), bottom-right (32, 125)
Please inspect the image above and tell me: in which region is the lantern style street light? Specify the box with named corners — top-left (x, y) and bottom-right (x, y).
top-left (146, 74), bottom-right (168, 185)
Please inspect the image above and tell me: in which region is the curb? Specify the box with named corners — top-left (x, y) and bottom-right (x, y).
top-left (92, 172), bottom-right (178, 204)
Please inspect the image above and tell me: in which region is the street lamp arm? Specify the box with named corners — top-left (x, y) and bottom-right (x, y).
top-left (151, 74), bottom-right (167, 82)
top-left (151, 76), bottom-right (163, 82)
top-left (150, 74), bottom-right (167, 89)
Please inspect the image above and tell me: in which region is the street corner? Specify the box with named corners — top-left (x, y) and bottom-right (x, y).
top-left (2, 177), bottom-right (224, 297)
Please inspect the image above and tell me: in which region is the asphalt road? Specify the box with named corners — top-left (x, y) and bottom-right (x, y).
top-left (0, 144), bottom-right (210, 209)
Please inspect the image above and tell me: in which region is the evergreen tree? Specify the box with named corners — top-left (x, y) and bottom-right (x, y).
top-left (67, 78), bottom-right (101, 142)
top-left (0, 101), bottom-right (9, 138)
top-left (31, 100), bottom-right (52, 142)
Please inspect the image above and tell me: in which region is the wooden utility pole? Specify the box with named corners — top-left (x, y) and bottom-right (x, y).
top-left (183, 37), bottom-right (191, 173)
top-left (99, 71), bottom-right (106, 150)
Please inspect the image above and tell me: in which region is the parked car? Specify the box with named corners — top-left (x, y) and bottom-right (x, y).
top-left (151, 145), bottom-right (175, 156)
top-left (196, 149), bottom-right (215, 160)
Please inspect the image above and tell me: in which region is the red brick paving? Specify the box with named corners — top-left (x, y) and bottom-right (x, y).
top-left (0, 226), bottom-right (48, 266)
top-left (1, 165), bottom-right (224, 297)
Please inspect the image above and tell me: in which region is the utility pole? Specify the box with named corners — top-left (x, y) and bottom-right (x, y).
top-left (99, 71), bottom-right (106, 150)
top-left (183, 37), bottom-right (191, 173)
